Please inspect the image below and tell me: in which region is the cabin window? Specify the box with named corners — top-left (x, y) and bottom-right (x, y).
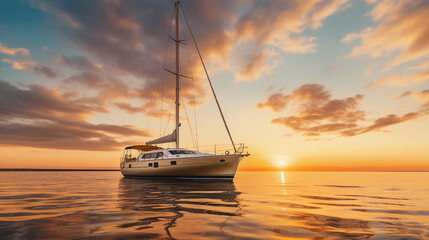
top-left (143, 153), bottom-right (158, 158)
top-left (129, 164), bottom-right (132, 168)
top-left (156, 152), bottom-right (164, 158)
top-left (154, 162), bottom-right (159, 168)
top-left (148, 163), bottom-right (153, 167)
top-left (171, 161), bottom-right (177, 165)
top-left (169, 150), bottom-right (195, 155)
top-left (220, 159), bottom-right (225, 162)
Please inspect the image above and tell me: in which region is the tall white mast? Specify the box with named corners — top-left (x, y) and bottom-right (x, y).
top-left (175, 1), bottom-right (180, 148)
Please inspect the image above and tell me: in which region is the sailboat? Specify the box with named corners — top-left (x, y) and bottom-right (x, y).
top-left (120, 1), bottom-right (249, 180)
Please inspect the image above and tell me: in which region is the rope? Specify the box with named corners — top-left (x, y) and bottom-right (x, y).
top-left (179, 3), bottom-right (237, 153)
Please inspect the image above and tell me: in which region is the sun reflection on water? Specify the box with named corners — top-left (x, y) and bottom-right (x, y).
top-left (280, 171), bottom-right (285, 184)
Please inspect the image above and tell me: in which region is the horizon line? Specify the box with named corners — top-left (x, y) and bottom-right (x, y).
top-left (1, 168), bottom-right (428, 172)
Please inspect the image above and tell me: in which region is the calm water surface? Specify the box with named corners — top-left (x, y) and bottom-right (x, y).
top-left (0, 171), bottom-right (428, 239)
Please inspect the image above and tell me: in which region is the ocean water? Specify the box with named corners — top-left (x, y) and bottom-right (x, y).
top-left (0, 171), bottom-right (428, 239)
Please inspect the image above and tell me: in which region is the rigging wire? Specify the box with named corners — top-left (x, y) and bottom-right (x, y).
top-left (162, 101), bottom-right (175, 136)
top-left (180, 91), bottom-right (198, 150)
top-left (180, 10), bottom-right (199, 151)
top-left (179, 3), bottom-right (237, 153)
top-left (144, 7), bottom-right (175, 141)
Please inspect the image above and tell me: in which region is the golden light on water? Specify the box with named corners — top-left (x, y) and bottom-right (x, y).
top-left (280, 171), bottom-right (285, 184)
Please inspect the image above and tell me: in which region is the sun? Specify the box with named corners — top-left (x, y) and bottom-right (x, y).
top-left (275, 155), bottom-right (292, 168)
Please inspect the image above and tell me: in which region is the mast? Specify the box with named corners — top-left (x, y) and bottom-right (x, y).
top-left (175, 1), bottom-right (180, 148)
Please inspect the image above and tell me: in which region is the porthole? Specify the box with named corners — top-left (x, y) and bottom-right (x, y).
top-left (171, 161), bottom-right (177, 165)
top-left (148, 163), bottom-right (153, 167)
top-left (220, 159), bottom-right (225, 162)
top-left (154, 162), bottom-right (159, 168)
top-left (129, 164), bottom-right (132, 168)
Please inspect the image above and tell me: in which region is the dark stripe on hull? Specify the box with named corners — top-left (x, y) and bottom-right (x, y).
top-left (122, 175), bottom-right (234, 181)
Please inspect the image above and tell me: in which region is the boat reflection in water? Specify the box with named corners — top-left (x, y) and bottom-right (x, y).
top-left (117, 178), bottom-right (242, 239)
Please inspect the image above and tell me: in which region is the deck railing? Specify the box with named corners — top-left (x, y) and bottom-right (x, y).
top-left (120, 143), bottom-right (248, 163)
top-left (187, 143), bottom-right (247, 155)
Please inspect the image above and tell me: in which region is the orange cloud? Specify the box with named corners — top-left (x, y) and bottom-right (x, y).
top-left (408, 59), bottom-right (429, 70)
top-left (368, 70), bottom-right (429, 87)
top-left (341, 27), bottom-right (373, 43)
top-left (343, 0), bottom-right (429, 69)
top-left (36, 1), bottom-right (351, 85)
top-left (0, 42), bottom-right (30, 56)
top-left (34, 2), bottom-right (215, 115)
top-left (0, 79), bottom-right (150, 151)
top-left (233, 0), bottom-right (350, 81)
top-left (62, 71), bottom-right (133, 104)
top-left (2, 58), bottom-right (37, 70)
top-left (258, 84), bottom-right (429, 138)
top-left (236, 49), bottom-right (279, 81)
top-left (393, 89), bottom-right (429, 111)
top-left (355, 112), bottom-right (423, 136)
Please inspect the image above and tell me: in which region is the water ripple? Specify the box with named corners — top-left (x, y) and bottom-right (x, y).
top-left (299, 195), bottom-right (357, 201)
top-left (342, 194), bottom-right (409, 200)
top-left (0, 171), bottom-right (428, 239)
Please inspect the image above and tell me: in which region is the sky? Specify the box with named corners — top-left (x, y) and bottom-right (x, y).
top-left (0, 0), bottom-right (428, 171)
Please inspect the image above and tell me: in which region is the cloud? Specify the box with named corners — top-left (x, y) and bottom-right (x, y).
top-left (235, 48), bottom-right (279, 81)
top-left (60, 71), bottom-right (191, 121)
top-left (258, 84), bottom-right (428, 138)
top-left (0, 79), bottom-right (101, 120)
top-left (323, 65), bottom-right (335, 75)
top-left (257, 84), bottom-right (332, 112)
top-left (257, 92), bottom-right (290, 112)
top-left (0, 121), bottom-right (146, 151)
top-left (341, 27), bottom-right (373, 44)
top-left (343, 0), bottom-right (429, 69)
top-left (392, 89), bottom-right (429, 111)
top-left (33, 65), bottom-right (58, 78)
top-left (114, 102), bottom-right (145, 114)
top-left (32, 1), bottom-right (81, 28)
top-left (350, 1), bottom-right (429, 88)
top-left (0, 79), bottom-right (150, 151)
top-left (33, 0), bottom-right (223, 111)
top-left (56, 54), bottom-right (102, 71)
top-left (61, 71), bottom-right (139, 113)
top-left (368, 70), bottom-right (429, 87)
top-left (35, 0), bottom-right (350, 85)
top-left (233, 1), bottom-right (349, 49)
top-left (2, 58), bottom-right (37, 70)
top-left (408, 59), bottom-right (429, 70)
top-left (356, 112), bottom-right (422, 135)
top-left (0, 42), bottom-right (30, 56)
top-left (233, 0), bottom-right (350, 80)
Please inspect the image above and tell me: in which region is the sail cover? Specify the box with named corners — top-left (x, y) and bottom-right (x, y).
top-left (146, 130), bottom-right (176, 145)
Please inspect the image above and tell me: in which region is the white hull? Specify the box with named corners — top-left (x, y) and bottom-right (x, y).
top-left (120, 154), bottom-right (243, 180)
